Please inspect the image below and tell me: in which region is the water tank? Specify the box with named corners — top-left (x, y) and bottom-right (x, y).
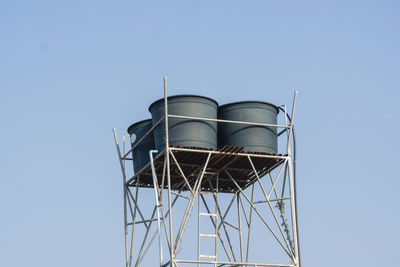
top-left (217, 101), bottom-right (279, 154)
top-left (127, 119), bottom-right (155, 173)
top-left (149, 95), bottom-right (218, 151)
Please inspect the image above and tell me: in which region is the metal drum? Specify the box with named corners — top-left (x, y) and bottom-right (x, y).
top-left (218, 101), bottom-right (279, 154)
top-left (149, 95), bottom-right (218, 151)
top-left (127, 119), bottom-right (155, 173)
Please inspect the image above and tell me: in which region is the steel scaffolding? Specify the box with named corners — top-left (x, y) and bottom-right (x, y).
top-left (113, 77), bottom-right (300, 267)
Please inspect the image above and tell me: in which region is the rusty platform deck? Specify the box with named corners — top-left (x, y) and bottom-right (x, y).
top-left (127, 145), bottom-right (287, 193)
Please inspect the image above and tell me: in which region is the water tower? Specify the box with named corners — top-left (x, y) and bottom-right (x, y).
top-left (113, 77), bottom-right (301, 267)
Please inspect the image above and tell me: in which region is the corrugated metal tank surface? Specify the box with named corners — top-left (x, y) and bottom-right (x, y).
top-left (127, 119), bottom-right (155, 173)
top-left (149, 95), bottom-right (218, 151)
top-left (218, 101), bottom-right (279, 154)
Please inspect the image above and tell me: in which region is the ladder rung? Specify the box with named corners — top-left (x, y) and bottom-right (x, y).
top-left (200, 234), bottom-right (217, 237)
top-left (200, 212), bottom-right (217, 217)
top-left (199, 254), bottom-right (216, 258)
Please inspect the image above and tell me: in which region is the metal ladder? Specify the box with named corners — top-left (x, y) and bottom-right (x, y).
top-left (198, 190), bottom-right (218, 267)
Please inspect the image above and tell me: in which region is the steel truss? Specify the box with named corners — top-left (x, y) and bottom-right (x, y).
top-left (113, 77), bottom-right (300, 267)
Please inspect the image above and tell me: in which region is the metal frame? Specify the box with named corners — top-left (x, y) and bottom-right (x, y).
top-left (113, 77), bottom-right (300, 267)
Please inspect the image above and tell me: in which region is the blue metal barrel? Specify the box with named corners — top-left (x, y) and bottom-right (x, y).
top-left (217, 101), bottom-right (279, 154)
top-left (127, 119), bottom-right (155, 173)
top-left (149, 95), bottom-right (218, 151)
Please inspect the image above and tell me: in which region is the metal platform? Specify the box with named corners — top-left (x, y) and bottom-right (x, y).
top-left (128, 145), bottom-right (288, 193)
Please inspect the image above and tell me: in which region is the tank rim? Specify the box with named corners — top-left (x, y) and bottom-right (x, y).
top-left (148, 94), bottom-right (219, 112)
top-left (219, 101), bottom-right (279, 113)
top-left (127, 118), bottom-right (153, 134)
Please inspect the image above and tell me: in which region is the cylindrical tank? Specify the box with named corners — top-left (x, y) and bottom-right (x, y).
top-left (127, 119), bottom-right (155, 173)
top-left (217, 101), bottom-right (279, 154)
top-left (149, 95), bottom-right (218, 151)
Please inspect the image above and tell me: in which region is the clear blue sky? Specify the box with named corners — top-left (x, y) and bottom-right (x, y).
top-left (1, 0), bottom-right (399, 266)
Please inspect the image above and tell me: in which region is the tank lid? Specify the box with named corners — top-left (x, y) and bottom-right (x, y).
top-left (219, 101), bottom-right (279, 113)
top-left (127, 119), bottom-right (152, 134)
top-left (148, 94), bottom-right (219, 112)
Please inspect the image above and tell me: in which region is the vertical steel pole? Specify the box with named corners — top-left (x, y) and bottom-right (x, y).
top-left (123, 135), bottom-right (136, 267)
top-left (288, 159), bottom-right (299, 266)
top-left (130, 176), bottom-right (140, 267)
top-left (287, 91), bottom-right (300, 266)
top-left (245, 183), bottom-right (255, 262)
top-left (112, 129), bottom-right (129, 267)
top-left (215, 172), bottom-right (219, 267)
top-left (150, 150), bottom-right (163, 266)
top-left (197, 188), bottom-right (201, 267)
top-left (164, 76), bottom-right (174, 266)
top-left (237, 194), bottom-right (243, 264)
